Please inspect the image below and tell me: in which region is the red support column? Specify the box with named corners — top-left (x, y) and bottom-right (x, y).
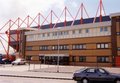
top-left (93, 0), bottom-right (106, 23)
top-left (100, 0), bottom-right (102, 22)
top-left (38, 13), bottom-right (41, 29)
top-left (81, 3), bottom-right (83, 24)
top-left (7, 20), bottom-right (11, 59)
top-left (64, 7), bottom-right (67, 26)
top-left (50, 10), bottom-right (53, 28)
top-left (16, 18), bottom-right (20, 52)
top-left (27, 15), bottom-right (30, 28)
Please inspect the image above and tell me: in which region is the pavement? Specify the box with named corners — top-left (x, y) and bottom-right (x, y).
top-left (0, 64), bottom-right (120, 80)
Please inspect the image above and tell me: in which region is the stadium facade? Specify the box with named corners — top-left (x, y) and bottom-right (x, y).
top-left (10, 12), bottom-right (120, 67)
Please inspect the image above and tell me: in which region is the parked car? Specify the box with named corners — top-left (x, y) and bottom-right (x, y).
top-left (2, 58), bottom-right (11, 64)
top-left (73, 67), bottom-right (120, 83)
top-left (0, 54), bottom-right (15, 64)
top-left (12, 58), bottom-right (26, 65)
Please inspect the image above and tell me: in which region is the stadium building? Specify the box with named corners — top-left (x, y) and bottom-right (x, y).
top-left (9, 12), bottom-right (120, 67)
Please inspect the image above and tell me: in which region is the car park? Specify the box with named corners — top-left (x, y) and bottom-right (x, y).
top-left (73, 67), bottom-right (120, 83)
top-left (12, 58), bottom-right (26, 65)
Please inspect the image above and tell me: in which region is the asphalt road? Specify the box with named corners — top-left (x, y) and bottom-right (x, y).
top-left (0, 76), bottom-right (76, 83)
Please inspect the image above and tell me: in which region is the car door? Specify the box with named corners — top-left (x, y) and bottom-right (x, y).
top-left (84, 68), bottom-right (100, 82)
top-left (97, 68), bottom-right (114, 82)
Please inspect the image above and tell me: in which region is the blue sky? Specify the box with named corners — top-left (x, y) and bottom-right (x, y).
top-left (0, 0), bottom-right (120, 53)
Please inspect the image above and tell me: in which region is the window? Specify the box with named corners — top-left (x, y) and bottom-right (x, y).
top-left (26, 46), bottom-right (32, 51)
top-left (79, 56), bottom-right (86, 62)
top-left (79, 29), bottom-right (82, 33)
top-left (52, 45), bottom-right (69, 50)
top-left (59, 31), bottom-right (63, 35)
top-left (64, 31), bottom-right (69, 35)
top-left (42, 33), bottom-right (45, 37)
top-left (26, 56), bottom-right (32, 61)
top-left (53, 32), bottom-right (57, 36)
top-left (72, 56), bottom-right (76, 62)
top-left (100, 27), bottom-right (108, 32)
top-left (97, 56), bottom-right (109, 63)
top-left (47, 33), bottom-right (50, 37)
top-left (104, 27), bottom-right (108, 31)
top-left (72, 44), bottom-right (86, 50)
top-left (98, 69), bottom-right (107, 74)
top-left (72, 30), bottom-right (75, 34)
top-left (86, 68), bottom-right (95, 73)
top-left (39, 45), bottom-right (49, 51)
top-left (52, 45), bottom-right (58, 50)
top-left (97, 43), bottom-right (109, 49)
top-left (117, 32), bottom-right (120, 35)
top-left (100, 27), bottom-right (104, 32)
top-left (118, 48), bottom-right (120, 51)
top-left (86, 29), bottom-right (89, 33)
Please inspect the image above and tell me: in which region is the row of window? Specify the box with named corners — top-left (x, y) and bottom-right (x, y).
top-left (26, 43), bottom-right (109, 51)
top-left (71, 56), bottom-right (109, 63)
top-left (96, 43), bottom-right (109, 49)
top-left (52, 45), bottom-right (69, 50)
top-left (26, 55), bottom-right (109, 63)
top-left (27, 27), bottom-right (109, 40)
top-left (72, 44), bottom-right (86, 50)
top-left (44, 27), bottom-right (108, 37)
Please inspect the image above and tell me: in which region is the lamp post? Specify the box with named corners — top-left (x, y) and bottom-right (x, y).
top-left (57, 27), bottom-right (61, 72)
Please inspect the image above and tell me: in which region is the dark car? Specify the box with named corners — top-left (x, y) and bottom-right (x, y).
top-left (2, 58), bottom-right (11, 64)
top-left (73, 67), bottom-right (120, 83)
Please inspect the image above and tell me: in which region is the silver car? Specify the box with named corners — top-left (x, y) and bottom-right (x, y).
top-left (12, 58), bottom-right (26, 65)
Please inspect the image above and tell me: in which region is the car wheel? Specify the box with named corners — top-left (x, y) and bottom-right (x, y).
top-left (115, 79), bottom-right (120, 83)
top-left (81, 78), bottom-right (89, 83)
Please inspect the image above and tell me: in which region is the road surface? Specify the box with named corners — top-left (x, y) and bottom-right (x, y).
top-left (0, 76), bottom-right (76, 83)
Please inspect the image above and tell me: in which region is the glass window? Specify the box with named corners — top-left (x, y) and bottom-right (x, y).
top-left (86, 69), bottom-right (95, 73)
top-left (100, 27), bottom-right (103, 32)
top-left (97, 56), bottom-right (109, 63)
top-left (26, 46), bottom-right (32, 51)
top-left (86, 29), bottom-right (89, 33)
top-left (73, 45), bottom-right (75, 49)
top-left (101, 44), bottom-right (105, 48)
top-left (97, 43), bottom-right (109, 49)
top-left (105, 44), bottom-right (109, 48)
top-left (65, 31), bottom-right (69, 35)
top-left (104, 27), bottom-right (108, 31)
top-left (83, 44), bottom-right (86, 49)
top-left (97, 44), bottom-right (100, 48)
top-left (47, 33), bottom-right (50, 36)
top-left (118, 48), bottom-right (120, 51)
top-left (43, 33), bottom-right (46, 37)
top-left (98, 69), bottom-right (106, 74)
top-left (72, 30), bottom-right (75, 34)
top-left (117, 32), bottom-right (120, 35)
top-left (79, 56), bottom-right (86, 62)
top-left (72, 44), bottom-right (86, 50)
top-left (39, 45), bottom-right (49, 50)
top-left (26, 56), bottom-right (32, 61)
top-left (72, 56), bottom-right (76, 62)
top-left (79, 29), bottom-right (82, 33)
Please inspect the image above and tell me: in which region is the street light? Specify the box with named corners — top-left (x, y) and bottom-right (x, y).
top-left (56, 27), bottom-right (61, 72)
